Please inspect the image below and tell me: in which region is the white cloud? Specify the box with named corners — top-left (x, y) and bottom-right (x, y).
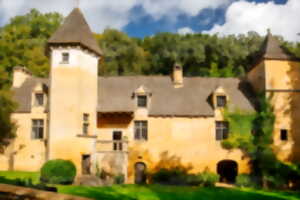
top-left (177, 27), bottom-right (195, 35)
top-left (139, 0), bottom-right (231, 20)
top-left (0, 0), bottom-right (138, 32)
top-left (0, 0), bottom-right (231, 33)
top-left (205, 0), bottom-right (300, 42)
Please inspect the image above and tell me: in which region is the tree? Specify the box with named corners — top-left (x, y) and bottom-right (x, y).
top-left (0, 9), bottom-right (62, 78)
top-left (96, 29), bottom-right (148, 75)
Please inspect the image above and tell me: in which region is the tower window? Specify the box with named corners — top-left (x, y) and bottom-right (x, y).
top-left (216, 95), bottom-right (227, 107)
top-left (32, 119), bottom-right (44, 139)
top-left (35, 93), bottom-right (44, 106)
top-left (82, 113), bottom-right (89, 135)
top-left (137, 96), bottom-right (147, 107)
top-left (62, 52), bottom-right (69, 63)
top-left (216, 121), bottom-right (229, 140)
top-left (134, 121), bottom-right (148, 140)
top-left (280, 129), bottom-right (288, 141)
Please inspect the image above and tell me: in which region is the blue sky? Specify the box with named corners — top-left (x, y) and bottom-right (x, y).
top-left (0, 0), bottom-right (299, 41)
top-left (125, 0), bottom-right (288, 38)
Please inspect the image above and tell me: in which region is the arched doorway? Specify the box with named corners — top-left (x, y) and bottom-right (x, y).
top-left (217, 160), bottom-right (238, 183)
top-left (134, 162), bottom-right (147, 184)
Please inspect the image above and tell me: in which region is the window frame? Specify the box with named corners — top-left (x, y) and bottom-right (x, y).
top-left (113, 131), bottom-right (123, 151)
top-left (134, 121), bottom-right (148, 141)
top-left (215, 121), bottom-right (229, 141)
top-left (34, 93), bottom-right (44, 106)
top-left (31, 119), bottom-right (44, 139)
top-left (61, 52), bottom-right (70, 64)
top-left (137, 95), bottom-right (147, 108)
top-left (82, 113), bottom-right (90, 135)
top-left (216, 95), bottom-right (227, 107)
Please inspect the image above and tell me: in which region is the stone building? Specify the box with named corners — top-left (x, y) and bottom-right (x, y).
top-left (0, 8), bottom-right (299, 184)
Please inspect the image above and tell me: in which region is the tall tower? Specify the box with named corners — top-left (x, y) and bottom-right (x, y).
top-left (47, 8), bottom-right (102, 174)
top-left (247, 31), bottom-right (300, 162)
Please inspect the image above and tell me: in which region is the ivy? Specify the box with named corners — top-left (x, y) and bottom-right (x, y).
top-left (222, 96), bottom-right (300, 188)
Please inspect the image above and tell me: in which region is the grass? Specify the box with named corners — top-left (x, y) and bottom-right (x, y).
top-left (0, 171), bottom-right (300, 200)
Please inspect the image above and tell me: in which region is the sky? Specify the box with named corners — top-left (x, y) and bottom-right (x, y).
top-left (0, 0), bottom-right (299, 42)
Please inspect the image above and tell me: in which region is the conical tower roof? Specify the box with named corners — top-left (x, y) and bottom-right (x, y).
top-left (260, 30), bottom-right (295, 60)
top-left (48, 8), bottom-right (102, 56)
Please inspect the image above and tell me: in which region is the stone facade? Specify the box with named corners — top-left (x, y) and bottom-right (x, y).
top-left (0, 8), bottom-right (299, 184)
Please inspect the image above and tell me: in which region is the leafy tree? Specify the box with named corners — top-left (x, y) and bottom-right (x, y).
top-left (0, 9), bottom-right (62, 78)
top-left (96, 29), bottom-right (148, 75)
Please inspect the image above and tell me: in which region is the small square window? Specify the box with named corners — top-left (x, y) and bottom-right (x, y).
top-left (83, 113), bottom-right (89, 122)
top-left (217, 96), bottom-right (227, 107)
top-left (35, 93), bottom-right (44, 106)
top-left (137, 96), bottom-right (147, 107)
top-left (62, 52), bottom-right (69, 63)
top-left (280, 129), bottom-right (288, 141)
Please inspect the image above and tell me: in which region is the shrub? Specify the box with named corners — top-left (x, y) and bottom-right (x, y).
top-left (236, 174), bottom-right (256, 188)
top-left (151, 168), bottom-right (218, 186)
top-left (196, 171), bottom-right (219, 187)
top-left (114, 174), bottom-right (125, 184)
top-left (40, 159), bottom-right (76, 184)
top-left (151, 168), bottom-right (188, 185)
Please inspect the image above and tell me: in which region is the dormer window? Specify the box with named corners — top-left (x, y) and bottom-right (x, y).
top-left (62, 52), bottom-right (69, 63)
top-left (35, 93), bottom-right (44, 106)
top-left (216, 95), bottom-right (226, 107)
top-left (137, 95), bottom-right (147, 107)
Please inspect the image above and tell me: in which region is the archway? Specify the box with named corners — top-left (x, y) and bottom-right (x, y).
top-left (217, 160), bottom-right (238, 183)
top-left (134, 162), bottom-right (147, 184)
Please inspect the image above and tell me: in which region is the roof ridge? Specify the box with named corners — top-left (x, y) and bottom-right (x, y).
top-left (47, 8), bottom-right (102, 56)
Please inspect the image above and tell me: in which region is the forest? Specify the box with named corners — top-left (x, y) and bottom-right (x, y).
top-left (0, 9), bottom-right (300, 144)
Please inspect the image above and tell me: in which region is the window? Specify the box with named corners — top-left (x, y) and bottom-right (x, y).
top-left (134, 121), bottom-right (148, 140)
top-left (216, 95), bottom-right (227, 107)
top-left (113, 131), bottom-right (122, 151)
top-left (35, 93), bottom-right (44, 106)
top-left (83, 113), bottom-right (89, 122)
top-left (62, 52), bottom-right (69, 63)
top-left (137, 96), bottom-right (147, 107)
top-left (32, 119), bottom-right (44, 139)
top-left (216, 121), bottom-right (229, 140)
top-left (82, 113), bottom-right (89, 135)
top-left (83, 123), bottom-right (89, 135)
top-left (280, 129), bottom-right (288, 141)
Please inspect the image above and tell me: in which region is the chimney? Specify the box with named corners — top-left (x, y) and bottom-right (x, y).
top-left (172, 63), bottom-right (183, 88)
top-left (12, 66), bottom-right (32, 88)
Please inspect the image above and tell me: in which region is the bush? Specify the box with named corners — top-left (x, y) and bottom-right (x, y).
top-left (151, 168), bottom-right (218, 186)
top-left (114, 174), bottom-right (125, 184)
top-left (236, 174), bottom-right (256, 188)
top-left (151, 168), bottom-right (188, 185)
top-left (40, 159), bottom-right (76, 184)
top-left (196, 171), bottom-right (219, 187)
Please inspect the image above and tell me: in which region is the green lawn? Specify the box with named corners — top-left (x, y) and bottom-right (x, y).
top-left (1, 171), bottom-right (300, 200)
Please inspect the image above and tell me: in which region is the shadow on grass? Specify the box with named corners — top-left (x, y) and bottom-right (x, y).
top-left (58, 184), bottom-right (300, 200)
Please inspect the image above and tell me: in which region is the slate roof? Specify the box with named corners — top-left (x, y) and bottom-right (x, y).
top-left (13, 76), bottom-right (256, 116)
top-left (47, 8), bottom-right (102, 56)
top-left (12, 78), bottom-right (49, 113)
top-left (97, 76), bottom-right (256, 116)
top-left (260, 31), bottom-right (297, 61)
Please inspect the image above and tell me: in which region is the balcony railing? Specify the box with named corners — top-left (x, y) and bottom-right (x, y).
top-left (96, 140), bottom-right (128, 153)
